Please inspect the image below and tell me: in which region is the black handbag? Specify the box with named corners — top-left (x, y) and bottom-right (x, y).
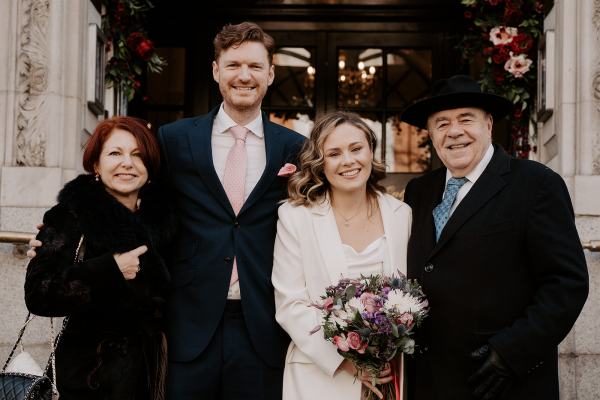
top-left (0, 372), bottom-right (52, 400)
top-left (0, 234), bottom-right (85, 400)
top-left (0, 314), bottom-right (65, 400)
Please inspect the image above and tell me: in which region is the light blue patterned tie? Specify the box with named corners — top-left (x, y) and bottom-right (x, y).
top-left (432, 177), bottom-right (468, 241)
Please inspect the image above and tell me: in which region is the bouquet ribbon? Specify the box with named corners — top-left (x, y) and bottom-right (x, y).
top-left (391, 354), bottom-right (404, 400)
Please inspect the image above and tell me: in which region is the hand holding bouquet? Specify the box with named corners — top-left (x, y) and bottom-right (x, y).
top-left (312, 273), bottom-right (428, 400)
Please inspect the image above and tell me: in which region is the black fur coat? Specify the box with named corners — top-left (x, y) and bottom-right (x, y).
top-left (25, 174), bottom-right (177, 400)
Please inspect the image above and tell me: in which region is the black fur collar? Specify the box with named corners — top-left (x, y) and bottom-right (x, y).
top-left (57, 174), bottom-right (176, 254)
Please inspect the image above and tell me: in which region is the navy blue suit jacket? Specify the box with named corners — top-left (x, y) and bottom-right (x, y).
top-left (157, 107), bottom-right (305, 367)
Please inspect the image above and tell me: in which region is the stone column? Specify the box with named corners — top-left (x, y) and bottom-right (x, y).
top-left (0, 0), bottom-right (101, 366)
top-left (541, 1), bottom-right (600, 399)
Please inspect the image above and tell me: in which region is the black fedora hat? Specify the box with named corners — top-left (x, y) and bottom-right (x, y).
top-left (401, 75), bottom-right (513, 130)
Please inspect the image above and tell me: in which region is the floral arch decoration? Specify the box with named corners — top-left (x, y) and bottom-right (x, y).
top-left (460, 0), bottom-right (545, 159)
top-left (102, 0), bottom-right (166, 101)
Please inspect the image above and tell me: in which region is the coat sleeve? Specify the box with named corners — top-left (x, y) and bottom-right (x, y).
top-left (24, 205), bottom-right (129, 317)
top-left (272, 203), bottom-right (345, 377)
top-left (402, 179), bottom-right (414, 209)
top-left (489, 168), bottom-right (589, 378)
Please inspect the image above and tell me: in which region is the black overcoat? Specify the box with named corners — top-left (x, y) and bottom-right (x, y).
top-left (403, 145), bottom-right (588, 400)
top-left (24, 174), bottom-right (176, 400)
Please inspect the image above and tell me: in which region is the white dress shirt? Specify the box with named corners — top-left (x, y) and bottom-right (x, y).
top-left (211, 103), bottom-right (266, 201)
top-left (445, 144), bottom-right (494, 216)
top-left (212, 103), bottom-right (266, 299)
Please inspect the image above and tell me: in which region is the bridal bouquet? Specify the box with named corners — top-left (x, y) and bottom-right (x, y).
top-left (312, 273), bottom-right (428, 400)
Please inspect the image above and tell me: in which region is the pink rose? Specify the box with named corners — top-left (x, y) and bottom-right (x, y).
top-left (277, 163), bottom-right (297, 177)
top-left (333, 335), bottom-right (350, 352)
top-left (398, 312), bottom-right (414, 329)
top-left (504, 53), bottom-right (532, 78)
top-left (360, 292), bottom-right (380, 313)
top-left (346, 331), bottom-right (362, 350)
top-left (489, 26), bottom-right (518, 46)
top-left (321, 297), bottom-right (334, 312)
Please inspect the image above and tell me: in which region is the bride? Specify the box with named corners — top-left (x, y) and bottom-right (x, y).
top-left (272, 111), bottom-right (412, 400)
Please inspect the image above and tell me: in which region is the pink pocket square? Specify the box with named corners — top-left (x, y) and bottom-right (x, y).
top-left (277, 163), bottom-right (297, 177)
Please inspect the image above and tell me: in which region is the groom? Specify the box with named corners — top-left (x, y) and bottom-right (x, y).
top-left (157, 22), bottom-right (304, 399)
top-left (401, 75), bottom-right (588, 400)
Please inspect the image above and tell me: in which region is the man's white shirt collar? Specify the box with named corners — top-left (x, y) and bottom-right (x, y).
top-left (214, 103), bottom-right (264, 138)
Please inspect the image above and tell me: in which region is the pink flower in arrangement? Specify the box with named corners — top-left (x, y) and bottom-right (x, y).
top-left (489, 26), bottom-right (518, 46)
top-left (333, 335), bottom-right (350, 352)
top-left (356, 341), bottom-right (368, 354)
top-left (346, 331), bottom-right (363, 350)
top-left (398, 312), bottom-right (414, 329)
top-left (504, 53), bottom-right (533, 78)
top-left (277, 163), bottom-right (297, 177)
top-left (321, 297), bottom-right (334, 312)
top-left (359, 292), bottom-right (380, 313)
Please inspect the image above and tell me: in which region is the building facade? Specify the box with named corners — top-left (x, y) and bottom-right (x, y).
top-left (0, 0), bottom-right (598, 397)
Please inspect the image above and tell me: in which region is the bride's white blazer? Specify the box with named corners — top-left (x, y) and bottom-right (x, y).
top-left (272, 192), bottom-right (412, 400)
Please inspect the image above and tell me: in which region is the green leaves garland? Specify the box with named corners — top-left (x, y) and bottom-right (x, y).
top-left (102, 0), bottom-right (166, 101)
top-left (460, 0), bottom-right (545, 158)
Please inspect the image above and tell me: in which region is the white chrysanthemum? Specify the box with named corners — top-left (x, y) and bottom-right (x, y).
top-left (403, 338), bottom-right (415, 355)
top-left (385, 290), bottom-right (423, 314)
top-left (346, 297), bottom-right (365, 315)
top-left (331, 309), bottom-right (349, 328)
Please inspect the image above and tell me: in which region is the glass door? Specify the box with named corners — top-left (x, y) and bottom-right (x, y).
top-left (266, 31), bottom-right (441, 193)
top-left (264, 32), bottom-right (326, 137)
top-left (327, 32), bottom-right (438, 188)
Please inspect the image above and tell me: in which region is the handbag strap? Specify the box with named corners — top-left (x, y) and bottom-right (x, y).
top-left (74, 233), bottom-right (85, 263)
top-left (1, 312), bottom-right (35, 372)
top-left (43, 233), bottom-right (85, 394)
top-left (45, 316), bottom-right (69, 396)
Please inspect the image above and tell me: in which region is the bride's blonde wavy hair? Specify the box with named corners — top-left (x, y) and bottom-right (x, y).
top-left (287, 111), bottom-right (387, 207)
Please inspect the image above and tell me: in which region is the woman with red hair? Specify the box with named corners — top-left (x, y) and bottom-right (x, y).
top-left (25, 116), bottom-right (176, 400)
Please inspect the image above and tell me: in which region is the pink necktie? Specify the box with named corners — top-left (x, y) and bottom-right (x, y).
top-left (223, 125), bottom-right (249, 286)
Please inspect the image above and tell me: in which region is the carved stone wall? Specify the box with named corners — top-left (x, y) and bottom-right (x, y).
top-left (593, 0), bottom-right (600, 174)
top-left (15, 0), bottom-right (49, 167)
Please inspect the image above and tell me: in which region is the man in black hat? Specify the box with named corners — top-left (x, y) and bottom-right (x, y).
top-left (401, 75), bottom-right (588, 400)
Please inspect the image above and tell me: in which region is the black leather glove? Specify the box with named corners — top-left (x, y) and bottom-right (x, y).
top-left (467, 344), bottom-right (514, 400)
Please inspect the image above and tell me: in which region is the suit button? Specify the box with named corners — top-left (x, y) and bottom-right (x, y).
top-left (234, 221), bottom-right (240, 228)
top-left (424, 263), bottom-right (434, 273)
top-left (224, 256), bottom-right (232, 262)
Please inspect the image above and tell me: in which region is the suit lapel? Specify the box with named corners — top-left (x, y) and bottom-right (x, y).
top-left (186, 107), bottom-right (235, 215)
top-left (240, 112), bottom-right (286, 214)
top-left (379, 194), bottom-right (403, 275)
top-left (311, 199), bottom-right (347, 284)
top-left (429, 146), bottom-right (511, 259)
